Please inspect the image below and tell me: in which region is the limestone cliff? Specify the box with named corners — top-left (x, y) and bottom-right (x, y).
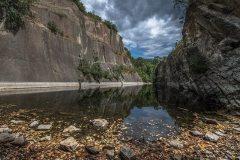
top-left (0, 0), bottom-right (142, 82)
top-left (156, 0), bottom-right (240, 109)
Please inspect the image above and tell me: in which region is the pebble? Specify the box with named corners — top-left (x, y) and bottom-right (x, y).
top-left (29, 121), bottom-right (39, 128)
top-left (120, 146), bottom-right (136, 160)
top-left (214, 131), bottom-right (225, 137)
top-left (0, 128), bottom-right (12, 133)
top-left (190, 131), bottom-right (204, 137)
top-left (204, 132), bottom-right (219, 142)
top-left (11, 135), bottom-right (26, 146)
top-left (86, 146), bottom-right (100, 155)
top-left (63, 125), bottom-right (81, 133)
top-left (90, 119), bottom-right (109, 129)
top-left (37, 124), bottom-right (52, 130)
top-left (106, 150), bottom-right (115, 159)
top-left (171, 154), bottom-right (182, 160)
top-left (169, 140), bottom-right (184, 149)
top-left (10, 120), bottom-right (25, 124)
top-left (39, 136), bottom-right (51, 142)
top-left (60, 137), bottom-right (78, 152)
top-left (204, 118), bottom-right (218, 125)
top-left (0, 132), bottom-right (15, 143)
top-left (234, 128), bottom-right (240, 132)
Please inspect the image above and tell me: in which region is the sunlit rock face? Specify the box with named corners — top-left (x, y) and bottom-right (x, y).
top-left (0, 0), bottom-right (141, 82)
top-left (156, 0), bottom-right (240, 109)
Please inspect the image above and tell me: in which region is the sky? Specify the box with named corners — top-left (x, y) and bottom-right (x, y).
top-left (81, 0), bottom-right (184, 59)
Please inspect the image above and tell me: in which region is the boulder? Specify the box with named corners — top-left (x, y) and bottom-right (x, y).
top-left (37, 124), bottom-right (52, 130)
top-left (120, 146), bottom-right (136, 160)
top-left (60, 137), bottom-right (78, 152)
top-left (63, 125), bottom-right (81, 133)
top-left (90, 119), bottom-right (109, 129)
top-left (204, 132), bottom-right (220, 142)
top-left (214, 131), bottom-right (225, 137)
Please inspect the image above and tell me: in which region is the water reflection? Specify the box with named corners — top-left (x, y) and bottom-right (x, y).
top-left (0, 85), bottom-right (186, 141)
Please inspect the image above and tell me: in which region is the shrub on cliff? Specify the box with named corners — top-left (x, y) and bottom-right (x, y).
top-left (104, 20), bottom-right (118, 32)
top-left (0, 0), bottom-right (35, 33)
top-left (72, 0), bottom-right (86, 13)
top-left (47, 21), bottom-right (63, 36)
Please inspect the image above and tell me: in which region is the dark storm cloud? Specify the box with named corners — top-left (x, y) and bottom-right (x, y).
top-left (81, 0), bottom-right (183, 58)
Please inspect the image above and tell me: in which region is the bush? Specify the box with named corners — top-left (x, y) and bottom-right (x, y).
top-left (0, 0), bottom-right (35, 33)
top-left (47, 21), bottom-right (63, 36)
top-left (87, 12), bottom-right (102, 21)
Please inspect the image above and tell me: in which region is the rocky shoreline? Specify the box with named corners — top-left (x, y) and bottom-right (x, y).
top-left (0, 104), bottom-right (239, 159)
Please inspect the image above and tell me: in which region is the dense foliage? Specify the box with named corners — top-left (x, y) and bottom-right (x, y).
top-left (125, 48), bottom-right (162, 83)
top-left (0, 0), bottom-right (34, 33)
top-left (72, 0), bottom-right (118, 32)
top-left (132, 57), bottom-right (161, 82)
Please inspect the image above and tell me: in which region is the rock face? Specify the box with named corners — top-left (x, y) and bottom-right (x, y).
top-left (0, 0), bottom-right (141, 82)
top-left (155, 0), bottom-right (240, 109)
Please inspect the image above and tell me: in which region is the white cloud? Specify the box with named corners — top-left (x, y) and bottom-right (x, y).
top-left (81, 0), bottom-right (183, 58)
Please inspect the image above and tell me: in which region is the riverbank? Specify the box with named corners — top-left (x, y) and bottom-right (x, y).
top-left (0, 82), bottom-right (146, 95)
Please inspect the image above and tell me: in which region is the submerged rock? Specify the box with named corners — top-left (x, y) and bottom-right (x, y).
top-left (37, 124), bottom-right (52, 130)
top-left (120, 146), bottom-right (136, 160)
top-left (169, 140), bottom-right (184, 149)
top-left (86, 146), bottom-right (100, 155)
top-left (0, 132), bottom-right (15, 143)
top-left (204, 132), bottom-right (220, 142)
top-left (60, 137), bottom-right (78, 152)
top-left (90, 119), bottom-right (109, 129)
top-left (63, 125), bottom-right (81, 133)
top-left (0, 128), bottom-right (12, 133)
top-left (190, 131), bottom-right (204, 137)
top-left (11, 135), bottom-right (26, 146)
top-left (29, 121), bottom-right (39, 128)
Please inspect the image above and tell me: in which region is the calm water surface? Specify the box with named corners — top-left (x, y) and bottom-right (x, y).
top-left (0, 85), bottom-right (200, 141)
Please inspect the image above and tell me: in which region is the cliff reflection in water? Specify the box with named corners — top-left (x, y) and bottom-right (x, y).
top-left (0, 85), bottom-right (189, 141)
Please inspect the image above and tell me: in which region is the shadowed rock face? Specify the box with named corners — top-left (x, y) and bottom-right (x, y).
top-left (0, 0), bottom-right (142, 82)
top-left (156, 0), bottom-right (240, 109)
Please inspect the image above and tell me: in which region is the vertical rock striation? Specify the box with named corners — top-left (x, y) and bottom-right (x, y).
top-left (0, 0), bottom-right (142, 82)
top-left (156, 0), bottom-right (240, 109)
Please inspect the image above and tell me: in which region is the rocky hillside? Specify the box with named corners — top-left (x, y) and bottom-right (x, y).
top-left (156, 0), bottom-right (240, 109)
top-left (0, 0), bottom-right (142, 82)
